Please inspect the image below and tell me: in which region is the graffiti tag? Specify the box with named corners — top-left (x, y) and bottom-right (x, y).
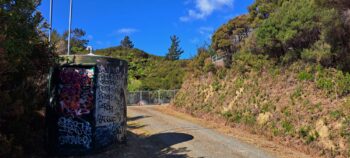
top-left (57, 117), bottom-right (92, 149)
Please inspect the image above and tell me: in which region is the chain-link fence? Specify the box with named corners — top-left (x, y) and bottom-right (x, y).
top-left (127, 90), bottom-right (178, 105)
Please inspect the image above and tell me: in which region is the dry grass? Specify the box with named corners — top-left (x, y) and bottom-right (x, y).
top-left (173, 62), bottom-right (350, 158)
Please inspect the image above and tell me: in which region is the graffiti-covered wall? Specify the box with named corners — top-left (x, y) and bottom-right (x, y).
top-left (56, 67), bottom-right (95, 152)
top-left (47, 55), bottom-right (127, 156)
top-left (95, 59), bottom-right (127, 149)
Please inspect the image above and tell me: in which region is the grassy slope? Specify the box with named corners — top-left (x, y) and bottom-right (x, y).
top-left (173, 53), bottom-right (350, 157)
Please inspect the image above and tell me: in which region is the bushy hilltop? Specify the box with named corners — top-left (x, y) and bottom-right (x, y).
top-left (174, 0), bottom-right (350, 157)
top-left (95, 46), bottom-right (188, 91)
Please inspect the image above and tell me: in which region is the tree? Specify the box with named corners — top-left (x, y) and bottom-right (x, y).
top-left (63, 28), bottom-right (89, 54)
top-left (120, 36), bottom-right (134, 49)
top-left (0, 0), bottom-right (54, 156)
top-left (166, 35), bottom-right (184, 60)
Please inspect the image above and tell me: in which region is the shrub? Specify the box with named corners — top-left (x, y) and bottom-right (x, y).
top-left (281, 120), bottom-right (295, 135)
top-left (233, 52), bottom-right (270, 73)
top-left (298, 71), bottom-right (314, 81)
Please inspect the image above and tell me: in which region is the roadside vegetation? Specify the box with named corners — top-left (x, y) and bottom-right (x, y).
top-left (174, 0), bottom-right (350, 157)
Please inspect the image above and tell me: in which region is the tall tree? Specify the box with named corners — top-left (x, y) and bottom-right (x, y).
top-left (166, 35), bottom-right (184, 60)
top-left (120, 36), bottom-right (134, 49)
top-left (63, 28), bottom-right (89, 54)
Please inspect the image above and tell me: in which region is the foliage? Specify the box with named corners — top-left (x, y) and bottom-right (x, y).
top-left (188, 46), bottom-right (214, 76)
top-left (63, 28), bottom-right (89, 54)
top-left (298, 71), bottom-right (314, 81)
top-left (233, 51), bottom-right (271, 73)
top-left (95, 46), bottom-right (188, 91)
top-left (50, 28), bottom-right (89, 55)
top-left (0, 0), bottom-right (54, 156)
top-left (255, 0), bottom-right (319, 59)
top-left (212, 15), bottom-right (251, 67)
top-left (248, 0), bottom-right (286, 27)
top-left (142, 59), bottom-right (188, 90)
top-left (165, 35), bottom-right (184, 60)
top-left (120, 36), bottom-right (134, 49)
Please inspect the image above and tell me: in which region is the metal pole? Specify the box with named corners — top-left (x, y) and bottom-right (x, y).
top-left (67, 0), bottom-right (73, 55)
top-left (48, 0), bottom-right (53, 43)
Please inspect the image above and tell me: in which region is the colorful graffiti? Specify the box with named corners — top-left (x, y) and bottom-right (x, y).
top-left (58, 67), bottom-right (95, 117)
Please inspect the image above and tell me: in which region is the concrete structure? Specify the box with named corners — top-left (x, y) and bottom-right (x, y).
top-left (46, 55), bottom-right (128, 156)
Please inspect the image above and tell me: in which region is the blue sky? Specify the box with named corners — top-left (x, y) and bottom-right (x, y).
top-left (38, 0), bottom-right (254, 59)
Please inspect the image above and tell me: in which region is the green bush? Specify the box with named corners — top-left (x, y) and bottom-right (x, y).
top-left (233, 52), bottom-right (270, 73)
top-left (315, 68), bottom-right (350, 96)
top-left (281, 120), bottom-right (295, 135)
top-left (298, 71), bottom-right (314, 81)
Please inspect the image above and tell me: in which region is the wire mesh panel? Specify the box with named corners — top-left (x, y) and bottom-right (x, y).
top-left (127, 90), bottom-right (178, 106)
top-left (127, 91), bottom-right (141, 105)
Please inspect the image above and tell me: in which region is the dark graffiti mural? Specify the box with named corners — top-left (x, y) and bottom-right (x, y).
top-left (55, 67), bottom-right (95, 152)
top-left (58, 67), bottom-right (95, 117)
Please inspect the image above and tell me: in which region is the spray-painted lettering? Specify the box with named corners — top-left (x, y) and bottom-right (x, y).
top-left (57, 117), bottom-right (92, 149)
top-left (96, 63), bottom-right (126, 127)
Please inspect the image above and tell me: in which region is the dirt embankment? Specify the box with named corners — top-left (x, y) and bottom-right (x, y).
top-left (173, 63), bottom-right (350, 158)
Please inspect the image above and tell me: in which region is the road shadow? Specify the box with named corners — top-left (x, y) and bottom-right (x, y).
top-left (46, 116), bottom-right (195, 158)
top-left (127, 115), bottom-right (151, 122)
top-left (85, 131), bottom-right (195, 158)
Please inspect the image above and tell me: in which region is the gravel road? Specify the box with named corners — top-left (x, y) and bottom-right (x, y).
top-left (123, 105), bottom-right (275, 158)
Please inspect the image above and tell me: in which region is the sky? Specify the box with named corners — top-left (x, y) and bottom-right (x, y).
top-left (38, 0), bottom-right (254, 59)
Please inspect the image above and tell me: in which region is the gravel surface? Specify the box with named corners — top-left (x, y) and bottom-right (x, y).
top-left (83, 105), bottom-right (277, 158)
top-left (126, 105), bottom-right (275, 158)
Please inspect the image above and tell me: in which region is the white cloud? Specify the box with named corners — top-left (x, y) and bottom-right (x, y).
top-left (198, 26), bottom-right (214, 40)
top-left (116, 28), bottom-right (138, 34)
top-left (198, 26), bottom-right (213, 35)
top-left (180, 0), bottom-right (234, 22)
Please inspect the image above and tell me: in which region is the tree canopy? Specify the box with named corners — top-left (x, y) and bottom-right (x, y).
top-left (120, 36), bottom-right (134, 49)
top-left (166, 35), bottom-right (184, 60)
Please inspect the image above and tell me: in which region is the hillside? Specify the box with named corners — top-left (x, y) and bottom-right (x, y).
top-left (173, 0), bottom-right (350, 157)
top-left (95, 46), bottom-right (188, 91)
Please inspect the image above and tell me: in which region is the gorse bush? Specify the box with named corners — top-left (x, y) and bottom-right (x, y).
top-left (213, 0), bottom-right (350, 70)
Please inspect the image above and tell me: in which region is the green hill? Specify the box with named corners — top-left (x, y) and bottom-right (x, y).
top-left (95, 46), bottom-right (188, 91)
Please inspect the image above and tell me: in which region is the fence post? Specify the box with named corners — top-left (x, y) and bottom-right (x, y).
top-left (158, 90), bottom-right (161, 105)
top-left (140, 91), bottom-right (142, 105)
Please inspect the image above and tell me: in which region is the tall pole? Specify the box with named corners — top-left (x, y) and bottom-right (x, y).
top-left (48, 0), bottom-right (53, 43)
top-left (67, 0), bottom-right (73, 55)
